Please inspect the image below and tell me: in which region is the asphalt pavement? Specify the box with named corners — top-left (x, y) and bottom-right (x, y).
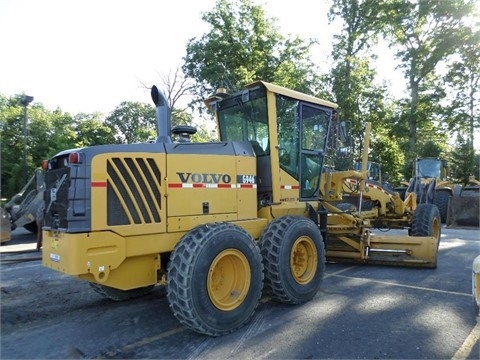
top-left (1, 226), bottom-right (479, 359)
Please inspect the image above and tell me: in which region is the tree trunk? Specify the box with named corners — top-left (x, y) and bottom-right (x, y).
top-left (468, 71), bottom-right (476, 149)
top-left (409, 74), bottom-right (419, 159)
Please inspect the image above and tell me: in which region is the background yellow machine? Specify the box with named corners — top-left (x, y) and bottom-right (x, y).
top-left (394, 157), bottom-right (480, 227)
top-left (42, 81), bottom-right (440, 336)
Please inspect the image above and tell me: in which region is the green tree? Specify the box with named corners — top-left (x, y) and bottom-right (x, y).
top-left (0, 95), bottom-right (77, 198)
top-left (328, 0), bottom-right (384, 115)
top-left (1, 94), bottom-right (26, 197)
top-left (444, 27), bottom-right (480, 150)
top-left (104, 101), bottom-right (156, 144)
top-left (369, 128), bottom-right (405, 185)
top-left (378, 0), bottom-right (476, 160)
top-left (34, 108), bottom-right (77, 159)
top-left (182, 0), bottom-right (321, 106)
top-left (73, 112), bottom-right (115, 147)
top-left (448, 134), bottom-right (479, 184)
top-left (328, 0), bottom-right (393, 168)
top-left (410, 74), bottom-right (450, 158)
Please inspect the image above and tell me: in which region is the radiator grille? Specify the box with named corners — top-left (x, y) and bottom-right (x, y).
top-left (107, 157), bottom-right (162, 226)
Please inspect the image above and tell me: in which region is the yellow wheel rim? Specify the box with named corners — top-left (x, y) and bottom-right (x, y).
top-left (290, 236), bottom-right (317, 285)
top-left (208, 249), bottom-right (251, 311)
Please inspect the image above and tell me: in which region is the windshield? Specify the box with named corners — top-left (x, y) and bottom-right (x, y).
top-left (354, 162), bottom-right (380, 181)
top-left (216, 87), bottom-right (269, 156)
top-left (416, 159), bottom-right (441, 178)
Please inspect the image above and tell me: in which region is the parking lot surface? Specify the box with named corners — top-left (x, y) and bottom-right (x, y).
top-left (1, 226), bottom-right (479, 359)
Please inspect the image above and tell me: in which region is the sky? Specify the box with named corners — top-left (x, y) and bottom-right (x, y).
top-left (0, 0), bottom-right (357, 115)
top-left (1, 0), bottom-right (478, 150)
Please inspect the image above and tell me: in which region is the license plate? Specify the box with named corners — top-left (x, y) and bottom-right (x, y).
top-left (50, 253), bottom-right (60, 262)
top-left (50, 188), bottom-right (57, 202)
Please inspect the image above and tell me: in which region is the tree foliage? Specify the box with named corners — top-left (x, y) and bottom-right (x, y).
top-left (328, 0), bottom-right (479, 180)
top-left (378, 0), bottom-right (477, 160)
top-left (328, 0), bottom-right (398, 174)
top-left (448, 134), bottom-right (480, 184)
top-left (104, 101), bottom-right (156, 144)
top-left (444, 27), bottom-right (480, 148)
top-left (2, 0), bottom-right (480, 199)
top-left (0, 95), bottom-right (78, 198)
top-left (182, 0), bottom-right (321, 104)
top-left (369, 128), bottom-right (405, 184)
top-left (73, 112), bottom-right (115, 147)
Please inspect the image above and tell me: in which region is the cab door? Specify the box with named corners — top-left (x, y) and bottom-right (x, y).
top-left (298, 104), bottom-right (332, 200)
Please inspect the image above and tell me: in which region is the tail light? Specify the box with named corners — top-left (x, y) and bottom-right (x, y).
top-left (69, 152), bottom-right (82, 164)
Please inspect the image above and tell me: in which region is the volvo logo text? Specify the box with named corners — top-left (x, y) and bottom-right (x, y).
top-left (177, 172), bottom-right (232, 184)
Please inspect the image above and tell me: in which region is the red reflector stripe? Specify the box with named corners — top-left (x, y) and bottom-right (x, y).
top-left (281, 185), bottom-right (300, 190)
top-left (167, 183), bottom-right (256, 189)
top-left (91, 181), bottom-right (107, 187)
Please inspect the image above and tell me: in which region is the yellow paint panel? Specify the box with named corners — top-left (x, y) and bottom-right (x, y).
top-left (167, 214), bottom-right (238, 232)
top-left (279, 169), bottom-right (300, 202)
top-left (235, 156), bottom-right (257, 219)
top-left (42, 230), bottom-right (126, 277)
top-left (166, 154), bottom-right (256, 218)
top-left (90, 152), bottom-right (167, 234)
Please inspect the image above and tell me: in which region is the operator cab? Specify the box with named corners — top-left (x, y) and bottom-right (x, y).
top-left (206, 81), bottom-right (337, 205)
top-left (415, 158), bottom-right (447, 180)
top-left (354, 161), bottom-right (382, 182)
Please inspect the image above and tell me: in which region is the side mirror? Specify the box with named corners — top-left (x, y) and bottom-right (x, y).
top-left (338, 121), bottom-right (348, 143)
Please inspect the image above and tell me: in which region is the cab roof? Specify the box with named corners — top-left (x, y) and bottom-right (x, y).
top-left (247, 80), bottom-right (339, 109)
top-left (205, 80), bottom-right (339, 109)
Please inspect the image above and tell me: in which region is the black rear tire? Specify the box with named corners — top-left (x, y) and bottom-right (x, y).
top-left (167, 222), bottom-right (263, 336)
top-left (259, 216), bottom-right (325, 304)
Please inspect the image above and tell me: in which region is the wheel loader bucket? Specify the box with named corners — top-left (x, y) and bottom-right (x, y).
top-left (446, 186), bottom-right (480, 228)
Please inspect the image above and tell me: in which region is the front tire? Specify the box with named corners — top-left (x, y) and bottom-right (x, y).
top-left (411, 204), bottom-right (441, 269)
top-left (434, 189), bottom-right (451, 223)
top-left (167, 222), bottom-right (263, 336)
top-left (259, 216), bottom-right (325, 304)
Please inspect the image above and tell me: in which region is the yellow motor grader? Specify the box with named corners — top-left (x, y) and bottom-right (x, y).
top-left (41, 81), bottom-right (440, 336)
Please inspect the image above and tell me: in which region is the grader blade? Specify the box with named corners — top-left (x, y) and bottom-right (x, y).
top-left (365, 234), bottom-right (438, 268)
top-left (326, 234), bottom-right (439, 269)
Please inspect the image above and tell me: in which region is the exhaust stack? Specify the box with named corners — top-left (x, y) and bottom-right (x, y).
top-left (151, 85), bottom-right (172, 143)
